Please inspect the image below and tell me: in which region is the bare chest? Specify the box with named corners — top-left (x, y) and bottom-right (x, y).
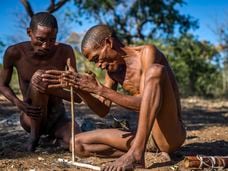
top-left (15, 53), bottom-right (66, 82)
top-left (122, 69), bottom-right (141, 95)
top-left (112, 62), bottom-right (142, 95)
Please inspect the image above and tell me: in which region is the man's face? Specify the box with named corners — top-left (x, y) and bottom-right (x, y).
top-left (83, 44), bottom-right (121, 72)
top-left (28, 25), bottom-right (57, 56)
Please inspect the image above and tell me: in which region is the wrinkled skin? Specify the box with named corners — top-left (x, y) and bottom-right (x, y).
top-left (42, 36), bottom-right (186, 170)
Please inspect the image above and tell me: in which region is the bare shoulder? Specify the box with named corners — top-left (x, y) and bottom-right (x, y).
top-left (142, 44), bottom-right (158, 55)
top-left (3, 42), bottom-right (27, 65)
top-left (131, 44), bottom-right (156, 50)
top-left (139, 44), bottom-right (159, 64)
top-left (55, 43), bottom-right (76, 68)
top-left (5, 43), bottom-right (21, 56)
top-left (56, 43), bottom-right (73, 51)
top-left (56, 43), bottom-right (74, 58)
top-left (143, 44), bottom-right (157, 50)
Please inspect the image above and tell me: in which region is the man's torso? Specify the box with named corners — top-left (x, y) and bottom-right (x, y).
top-left (10, 41), bottom-right (71, 97)
top-left (108, 45), bottom-right (182, 119)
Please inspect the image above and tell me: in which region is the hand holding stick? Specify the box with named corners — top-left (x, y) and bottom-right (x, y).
top-left (65, 58), bottom-right (75, 162)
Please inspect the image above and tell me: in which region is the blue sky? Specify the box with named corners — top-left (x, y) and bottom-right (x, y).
top-left (178, 0), bottom-right (227, 44)
top-left (0, 0), bottom-right (227, 62)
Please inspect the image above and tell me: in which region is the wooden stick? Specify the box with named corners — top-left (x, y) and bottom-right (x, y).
top-left (58, 158), bottom-right (101, 171)
top-left (70, 86), bottom-right (75, 162)
top-left (184, 156), bottom-right (228, 169)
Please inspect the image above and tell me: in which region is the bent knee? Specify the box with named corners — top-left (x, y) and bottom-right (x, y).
top-left (144, 65), bottom-right (165, 83)
top-left (31, 69), bottom-right (45, 81)
top-left (30, 69), bottom-right (48, 92)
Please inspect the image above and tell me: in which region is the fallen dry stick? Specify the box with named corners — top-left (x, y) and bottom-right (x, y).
top-left (58, 158), bottom-right (101, 170)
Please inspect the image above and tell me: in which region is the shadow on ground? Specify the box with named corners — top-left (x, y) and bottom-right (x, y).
top-left (182, 108), bottom-right (228, 131)
top-left (0, 98), bottom-right (228, 170)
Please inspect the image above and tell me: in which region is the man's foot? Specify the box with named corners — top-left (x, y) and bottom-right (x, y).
top-left (101, 152), bottom-right (145, 171)
top-left (27, 137), bottom-right (39, 152)
top-left (56, 139), bottom-right (69, 149)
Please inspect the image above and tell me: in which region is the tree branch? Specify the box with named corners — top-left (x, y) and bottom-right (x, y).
top-left (47, 0), bottom-right (70, 13)
top-left (49, 0), bottom-right (55, 11)
top-left (20, 0), bottom-right (34, 17)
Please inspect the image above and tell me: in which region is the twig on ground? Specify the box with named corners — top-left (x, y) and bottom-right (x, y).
top-left (58, 158), bottom-right (101, 170)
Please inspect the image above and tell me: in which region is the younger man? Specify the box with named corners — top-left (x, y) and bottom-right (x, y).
top-left (0, 13), bottom-right (104, 152)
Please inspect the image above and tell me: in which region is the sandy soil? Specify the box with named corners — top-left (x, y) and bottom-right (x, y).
top-left (0, 95), bottom-right (227, 171)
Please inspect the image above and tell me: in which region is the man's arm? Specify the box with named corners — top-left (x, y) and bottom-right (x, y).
top-left (0, 47), bottom-right (41, 118)
top-left (77, 73), bottom-right (120, 117)
top-left (41, 46), bottom-right (111, 117)
top-left (0, 64), bottom-right (21, 106)
top-left (96, 85), bottom-right (141, 111)
top-left (0, 46), bottom-right (23, 106)
top-left (76, 89), bottom-right (111, 117)
top-left (64, 47), bottom-right (111, 116)
top-left (53, 46), bottom-right (83, 103)
top-left (42, 69), bottom-right (115, 117)
top-left (70, 46), bottom-right (158, 112)
top-left (69, 72), bottom-right (142, 112)
top-left (32, 45), bottom-right (83, 103)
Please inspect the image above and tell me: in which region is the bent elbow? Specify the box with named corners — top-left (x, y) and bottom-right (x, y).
top-left (96, 107), bottom-right (110, 118)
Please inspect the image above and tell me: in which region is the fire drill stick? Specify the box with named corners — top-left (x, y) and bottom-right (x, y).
top-left (65, 64), bottom-right (75, 163)
top-left (70, 85), bottom-right (75, 162)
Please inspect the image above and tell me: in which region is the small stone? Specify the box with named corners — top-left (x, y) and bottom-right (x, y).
top-left (38, 157), bottom-right (44, 161)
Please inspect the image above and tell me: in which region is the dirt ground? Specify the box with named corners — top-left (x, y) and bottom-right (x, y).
top-left (0, 95), bottom-right (227, 171)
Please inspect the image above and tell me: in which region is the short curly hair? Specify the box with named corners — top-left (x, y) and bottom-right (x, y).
top-left (81, 25), bottom-right (118, 55)
top-left (30, 12), bottom-right (58, 31)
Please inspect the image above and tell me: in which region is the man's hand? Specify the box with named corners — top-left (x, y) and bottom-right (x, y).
top-left (31, 71), bottom-right (49, 93)
top-left (41, 70), bottom-right (66, 88)
top-left (41, 58), bottom-right (75, 89)
top-left (42, 58), bottom-right (102, 94)
top-left (16, 100), bottom-right (42, 120)
top-left (62, 71), bottom-right (102, 93)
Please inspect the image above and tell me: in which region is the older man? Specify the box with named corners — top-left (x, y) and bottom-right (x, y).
top-left (43, 24), bottom-right (186, 170)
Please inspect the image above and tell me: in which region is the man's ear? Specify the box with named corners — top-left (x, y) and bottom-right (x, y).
top-left (104, 37), bottom-right (113, 49)
top-left (27, 28), bottom-right (32, 37)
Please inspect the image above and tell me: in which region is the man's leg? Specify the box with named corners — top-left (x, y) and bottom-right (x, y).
top-left (70, 129), bottom-right (134, 157)
top-left (52, 114), bottom-right (133, 157)
top-left (103, 65), bottom-right (185, 170)
top-left (52, 118), bottom-right (76, 149)
top-left (20, 70), bottom-right (49, 151)
top-left (105, 65), bottom-right (164, 170)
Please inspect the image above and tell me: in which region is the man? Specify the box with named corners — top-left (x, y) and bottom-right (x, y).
top-left (0, 12), bottom-right (105, 152)
top-left (43, 24), bottom-right (186, 170)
